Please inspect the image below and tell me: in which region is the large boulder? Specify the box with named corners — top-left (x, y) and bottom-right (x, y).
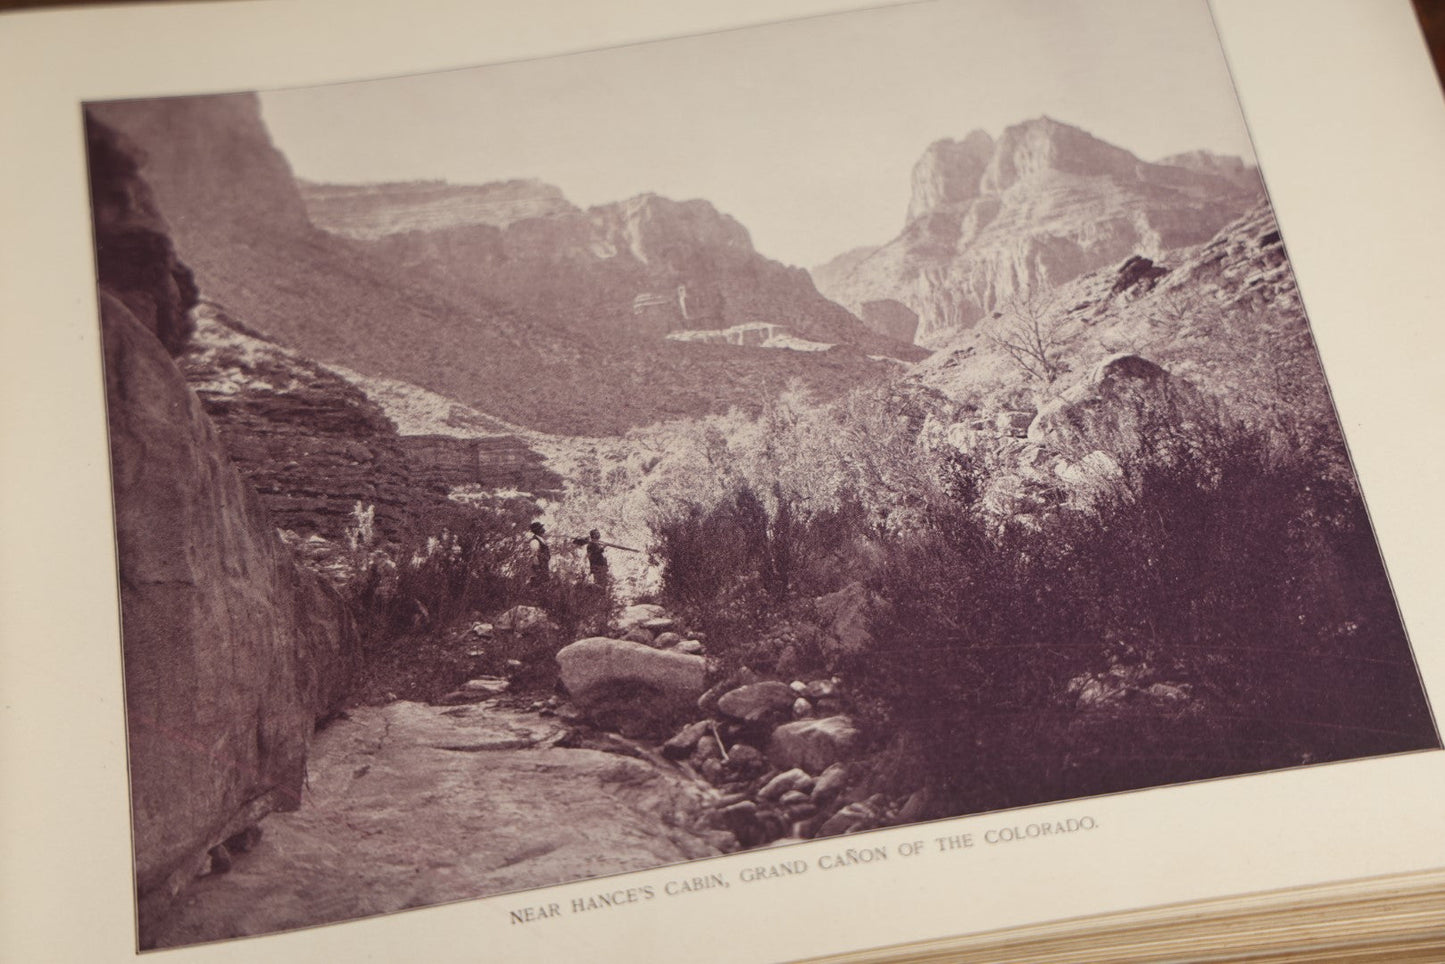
top-left (768, 717), bottom-right (863, 774)
top-left (1027, 353), bottom-right (1208, 461)
top-left (813, 582), bottom-right (888, 660)
top-left (716, 681), bottom-right (796, 723)
top-left (555, 637), bottom-right (707, 736)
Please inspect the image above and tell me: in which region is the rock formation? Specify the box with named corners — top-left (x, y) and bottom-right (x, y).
top-left (1027, 353), bottom-right (1209, 460)
top-left (88, 114), bottom-right (358, 935)
top-left (812, 117), bottom-right (1263, 346)
top-left (179, 305), bottom-right (559, 560)
top-left (299, 178), bottom-right (576, 239)
top-left (1156, 149), bottom-right (1263, 193)
top-left (92, 93), bottom-right (916, 437)
top-left (363, 189), bottom-right (922, 356)
top-left (912, 197), bottom-right (1327, 522)
top-left (904, 130), bottom-right (996, 225)
top-left (86, 111), bottom-right (198, 354)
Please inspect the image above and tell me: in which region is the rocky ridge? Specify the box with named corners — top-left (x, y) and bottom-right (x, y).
top-left (179, 303), bottom-right (559, 570)
top-left (907, 198), bottom-right (1318, 523)
top-left (299, 178), bottom-right (577, 239)
top-left (812, 117), bottom-right (1263, 346)
top-left (361, 189), bottom-right (924, 358)
top-left (90, 93), bottom-right (915, 436)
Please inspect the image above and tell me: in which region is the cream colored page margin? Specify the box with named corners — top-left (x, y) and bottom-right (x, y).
top-left (0, 0), bottom-right (1441, 961)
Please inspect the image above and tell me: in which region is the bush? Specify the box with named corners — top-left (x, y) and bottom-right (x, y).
top-left (853, 421), bottom-right (1434, 816)
top-left (651, 483), bottom-right (881, 668)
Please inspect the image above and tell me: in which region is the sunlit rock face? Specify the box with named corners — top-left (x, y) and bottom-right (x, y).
top-left (813, 117), bottom-right (1262, 346)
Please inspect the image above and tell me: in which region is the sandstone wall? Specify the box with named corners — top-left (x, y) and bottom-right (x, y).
top-left (89, 113), bottom-right (358, 924)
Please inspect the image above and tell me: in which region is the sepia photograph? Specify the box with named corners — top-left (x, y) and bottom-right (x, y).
top-left (79, 0), bottom-right (1439, 950)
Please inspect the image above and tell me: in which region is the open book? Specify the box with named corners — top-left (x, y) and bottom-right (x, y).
top-left (2, 1), bottom-right (1443, 961)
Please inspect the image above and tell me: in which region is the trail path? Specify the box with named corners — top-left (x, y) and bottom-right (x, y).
top-left (148, 701), bottom-right (731, 947)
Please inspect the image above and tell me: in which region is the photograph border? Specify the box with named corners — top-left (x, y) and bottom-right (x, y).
top-left (2, 1), bottom-right (1444, 961)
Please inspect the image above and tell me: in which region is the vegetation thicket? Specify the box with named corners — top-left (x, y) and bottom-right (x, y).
top-left (338, 498), bottom-right (613, 705)
top-left (627, 311), bottom-right (1434, 819)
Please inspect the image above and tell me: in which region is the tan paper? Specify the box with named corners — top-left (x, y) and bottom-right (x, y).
top-left (0, 0), bottom-right (1441, 960)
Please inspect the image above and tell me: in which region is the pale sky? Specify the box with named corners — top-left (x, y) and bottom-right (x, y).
top-left (259, 0), bottom-right (1256, 269)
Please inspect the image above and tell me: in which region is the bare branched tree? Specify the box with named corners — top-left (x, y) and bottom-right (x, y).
top-left (985, 289), bottom-right (1073, 386)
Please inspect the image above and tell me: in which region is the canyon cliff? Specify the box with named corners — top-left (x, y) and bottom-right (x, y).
top-left (91, 93), bottom-right (914, 437)
top-left (812, 117), bottom-right (1262, 346)
top-left (88, 114), bottom-right (358, 937)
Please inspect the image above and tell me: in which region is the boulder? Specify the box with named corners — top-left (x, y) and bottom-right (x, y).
top-left (811, 763), bottom-right (852, 803)
top-left (654, 631), bottom-right (683, 649)
top-left (622, 626), bottom-right (656, 646)
top-left (817, 801), bottom-right (878, 837)
top-left (768, 717), bottom-right (863, 774)
top-left (614, 603), bottom-right (668, 634)
top-left (812, 583), bottom-right (884, 660)
top-left (897, 790), bottom-right (931, 824)
top-left (1027, 353), bottom-right (1208, 461)
top-left (674, 639), bottom-right (705, 655)
top-left (803, 679), bottom-right (840, 701)
top-left (698, 669), bottom-right (762, 716)
top-left (716, 681), bottom-right (796, 723)
top-left (555, 637), bottom-right (706, 734)
top-left (724, 744), bottom-right (766, 776)
top-left (495, 605), bottom-right (554, 634)
top-left (662, 720), bottom-right (713, 760)
top-left (759, 768), bottom-right (816, 801)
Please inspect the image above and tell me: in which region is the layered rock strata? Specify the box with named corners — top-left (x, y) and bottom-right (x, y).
top-left (813, 117), bottom-right (1262, 345)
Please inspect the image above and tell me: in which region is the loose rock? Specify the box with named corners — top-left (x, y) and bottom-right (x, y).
top-left (495, 605), bottom-right (554, 634)
top-left (769, 716), bottom-right (862, 774)
top-left (717, 681), bottom-right (796, 723)
top-left (758, 768), bottom-right (816, 801)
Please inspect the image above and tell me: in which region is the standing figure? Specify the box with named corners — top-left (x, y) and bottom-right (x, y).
top-left (527, 521), bottom-right (551, 584)
top-left (574, 529), bottom-right (609, 587)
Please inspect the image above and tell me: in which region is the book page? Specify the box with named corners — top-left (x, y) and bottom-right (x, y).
top-left (1, 0), bottom-right (1442, 961)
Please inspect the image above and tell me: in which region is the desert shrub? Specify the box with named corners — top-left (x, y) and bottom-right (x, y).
top-left (651, 482), bottom-right (885, 668)
top-left (341, 499), bottom-right (617, 703)
top-left (347, 506), bottom-right (529, 640)
top-left (853, 418), bottom-right (1434, 817)
top-left (651, 486), bottom-right (778, 659)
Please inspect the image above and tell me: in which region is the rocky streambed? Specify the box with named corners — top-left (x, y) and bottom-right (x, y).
top-left (146, 601), bottom-right (922, 947)
top-left (145, 700), bottom-right (733, 947)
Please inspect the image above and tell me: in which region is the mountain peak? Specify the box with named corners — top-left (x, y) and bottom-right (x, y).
top-left (906, 129), bottom-right (995, 225)
top-left (979, 117), bottom-right (1141, 193)
top-left (598, 193), bottom-right (756, 262)
top-left (814, 116), bottom-right (1266, 346)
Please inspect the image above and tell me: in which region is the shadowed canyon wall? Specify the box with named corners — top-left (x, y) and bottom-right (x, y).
top-left (88, 114), bottom-right (358, 936)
